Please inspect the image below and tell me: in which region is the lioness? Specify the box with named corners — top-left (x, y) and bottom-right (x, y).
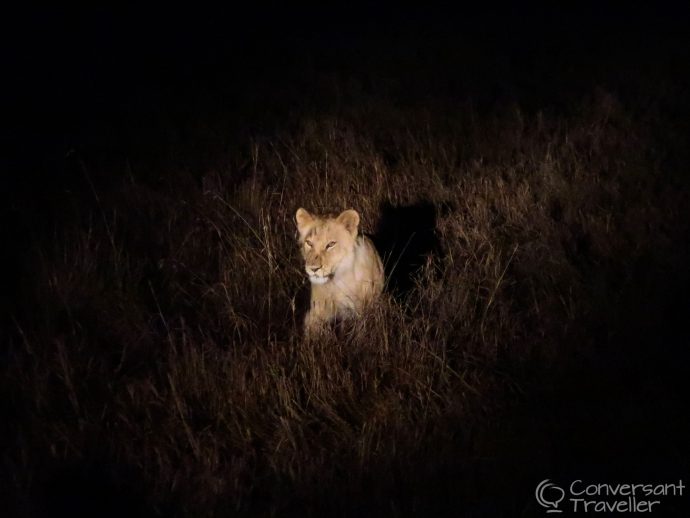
top-left (295, 208), bottom-right (384, 336)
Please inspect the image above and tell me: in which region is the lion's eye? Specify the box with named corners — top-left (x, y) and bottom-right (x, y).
top-left (326, 241), bottom-right (337, 250)
top-left (305, 240), bottom-right (312, 247)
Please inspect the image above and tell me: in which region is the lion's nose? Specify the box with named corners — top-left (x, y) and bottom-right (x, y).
top-left (309, 266), bottom-right (320, 274)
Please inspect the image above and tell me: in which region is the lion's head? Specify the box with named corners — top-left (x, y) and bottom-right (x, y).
top-left (295, 208), bottom-right (360, 285)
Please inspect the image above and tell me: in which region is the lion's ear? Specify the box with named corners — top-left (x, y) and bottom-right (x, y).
top-left (337, 209), bottom-right (360, 237)
top-left (295, 208), bottom-right (315, 237)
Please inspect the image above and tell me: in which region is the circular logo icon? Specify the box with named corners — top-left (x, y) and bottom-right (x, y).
top-left (536, 479), bottom-right (565, 513)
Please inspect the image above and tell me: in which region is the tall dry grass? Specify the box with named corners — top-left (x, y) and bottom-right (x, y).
top-left (3, 85), bottom-right (689, 516)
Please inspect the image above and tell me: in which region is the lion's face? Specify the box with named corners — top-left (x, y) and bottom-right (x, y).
top-left (295, 208), bottom-right (360, 285)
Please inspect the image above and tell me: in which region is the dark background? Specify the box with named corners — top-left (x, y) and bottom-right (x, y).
top-left (5, 4), bottom-right (688, 181)
top-left (5, 2), bottom-right (688, 322)
top-left (3, 3), bottom-right (690, 516)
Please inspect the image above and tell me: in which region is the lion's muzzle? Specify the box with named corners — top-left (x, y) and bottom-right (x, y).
top-left (306, 265), bottom-right (333, 284)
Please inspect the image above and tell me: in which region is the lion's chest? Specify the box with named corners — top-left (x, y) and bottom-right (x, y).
top-left (310, 279), bottom-right (359, 318)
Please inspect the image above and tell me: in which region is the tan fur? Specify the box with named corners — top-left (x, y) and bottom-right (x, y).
top-left (295, 208), bottom-right (384, 336)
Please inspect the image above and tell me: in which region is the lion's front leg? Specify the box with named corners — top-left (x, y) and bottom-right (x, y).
top-left (304, 296), bottom-right (339, 338)
top-left (303, 310), bottom-right (327, 338)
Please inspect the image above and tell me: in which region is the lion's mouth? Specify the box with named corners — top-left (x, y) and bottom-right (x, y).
top-left (308, 273), bottom-right (333, 285)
